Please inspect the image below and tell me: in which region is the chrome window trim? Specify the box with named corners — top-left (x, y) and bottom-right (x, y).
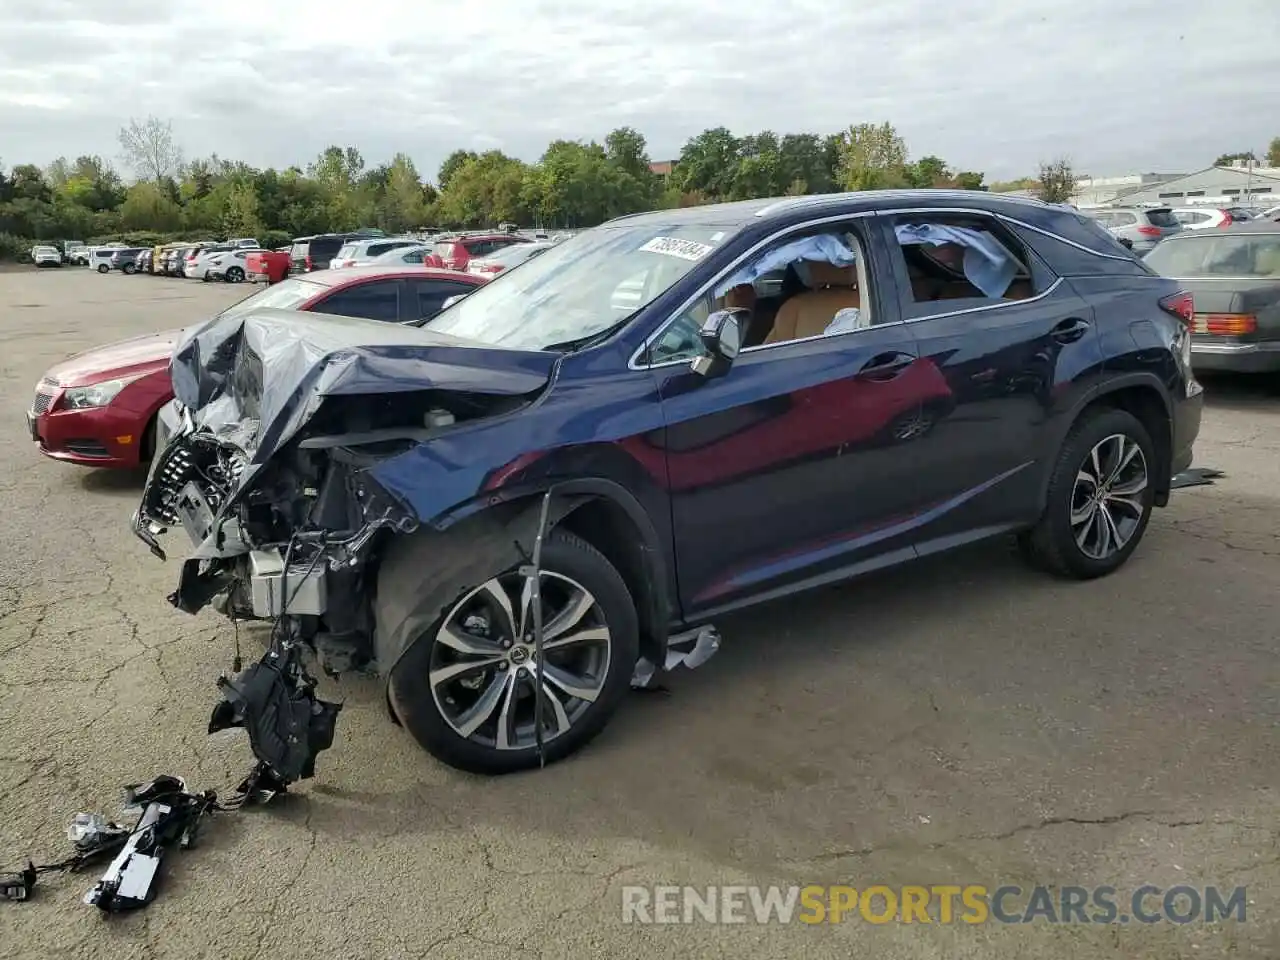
top-left (628, 206), bottom-right (1119, 371)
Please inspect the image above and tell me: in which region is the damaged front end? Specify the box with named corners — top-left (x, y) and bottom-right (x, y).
top-left (133, 414), bottom-right (419, 674)
top-left (131, 306), bottom-right (557, 783)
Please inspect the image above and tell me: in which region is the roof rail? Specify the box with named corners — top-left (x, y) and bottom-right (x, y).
top-left (753, 188), bottom-right (1056, 217)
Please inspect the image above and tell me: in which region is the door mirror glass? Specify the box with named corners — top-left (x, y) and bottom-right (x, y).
top-left (691, 308), bottom-right (747, 378)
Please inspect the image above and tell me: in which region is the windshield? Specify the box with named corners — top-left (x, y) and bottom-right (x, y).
top-left (218, 277), bottom-right (327, 317)
top-left (423, 223), bottom-right (734, 350)
top-left (1145, 234), bottom-right (1280, 278)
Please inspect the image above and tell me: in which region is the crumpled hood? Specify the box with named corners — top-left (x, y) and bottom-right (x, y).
top-left (170, 306), bottom-right (558, 468)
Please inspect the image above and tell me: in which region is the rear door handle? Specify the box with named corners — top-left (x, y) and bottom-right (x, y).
top-left (1051, 317), bottom-right (1091, 343)
top-left (858, 351), bottom-right (916, 381)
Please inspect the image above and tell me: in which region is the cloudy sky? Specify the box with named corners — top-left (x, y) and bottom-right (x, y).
top-left (2, 0), bottom-right (1278, 184)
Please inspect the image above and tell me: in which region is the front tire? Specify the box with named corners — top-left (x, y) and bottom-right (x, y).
top-left (1018, 407), bottom-right (1156, 579)
top-left (387, 530), bottom-right (639, 774)
top-left (226, 266), bottom-right (244, 283)
top-left (123, 263), bottom-right (135, 274)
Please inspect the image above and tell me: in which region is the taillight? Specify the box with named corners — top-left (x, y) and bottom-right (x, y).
top-left (1158, 291), bottom-right (1194, 326)
top-left (1191, 313), bottom-right (1257, 336)
top-left (1218, 213), bottom-right (1233, 229)
top-left (1136, 225), bottom-right (1162, 237)
top-left (305, 255), bottom-right (313, 271)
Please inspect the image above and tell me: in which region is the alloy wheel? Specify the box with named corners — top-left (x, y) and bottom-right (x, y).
top-left (428, 571), bottom-right (612, 751)
top-left (1070, 433), bottom-right (1148, 560)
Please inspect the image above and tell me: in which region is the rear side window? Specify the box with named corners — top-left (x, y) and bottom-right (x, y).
top-left (885, 213), bottom-right (1040, 315)
top-left (1145, 209), bottom-right (1179, 228)
top-left (290, 242), bottom-right (310, 258)
top-left (309, 237), bottom-right (344, 260)
top-left (1144, 234), bottom-right (1280, 278)
top-left (463, 239), bottom-right (495, 256)
top-left (1112, 212), bottom-right (1137, 226)
top-left (433, 241), bottom-right (459, 258)
top-left (309, 280), bottom-right (402, 322)
top-left (335, 243), bottom-right (358, 259)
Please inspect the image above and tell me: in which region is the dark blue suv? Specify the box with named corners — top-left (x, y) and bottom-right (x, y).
top-left (134, 189), bottom-right (1204, 776)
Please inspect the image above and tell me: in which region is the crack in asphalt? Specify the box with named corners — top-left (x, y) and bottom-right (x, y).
top-left (786, 810), bottom-right (1227, 865)
top-left (245, 796), bottom-right (318, 960)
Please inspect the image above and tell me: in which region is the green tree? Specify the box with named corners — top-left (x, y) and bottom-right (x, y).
top-left (670, 127), bottom-right (741, 199)
top-left (119, 181), bottom-right (182, 231)
top-left (437, 149), bottom-right (478, 191)
top-left (1267, 138), bottom-right (1280, 167)
top-left (835, 122), bottom-right (910, 191)
top-left (778, 133), bottom-right (835, 195)
top-left (222, 181), bottom-right (262, 237)
top-left (1214, 151), bottom-right (1257, 166)
top-left (435, 151), bottom-right (530, 226)
top-left (380, 153), bottom-right (430, 231)
top-left (1036, 157), bottom-right (1077, 203)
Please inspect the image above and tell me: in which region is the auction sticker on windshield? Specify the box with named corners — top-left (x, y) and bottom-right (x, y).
top-left (639, 237), bottom-right (715, 261)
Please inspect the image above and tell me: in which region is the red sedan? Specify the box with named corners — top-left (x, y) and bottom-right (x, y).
top-left (27, 267), bottom-right (486, 468)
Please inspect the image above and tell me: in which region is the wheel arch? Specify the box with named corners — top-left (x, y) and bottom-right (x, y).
top-left (1041, 373), bottom-right (1173, 510)
top-left (375, 478), bottom-right (673, 688)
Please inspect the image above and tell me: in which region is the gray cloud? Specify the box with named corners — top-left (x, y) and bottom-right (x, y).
top-left (1, 0), bottom-right (1277, 183)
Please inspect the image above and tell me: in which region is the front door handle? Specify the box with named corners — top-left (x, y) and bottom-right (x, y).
top-left (1051, 317), bottom-right (1091, 343)
top-left (858, 351), bottom-right (916, 381)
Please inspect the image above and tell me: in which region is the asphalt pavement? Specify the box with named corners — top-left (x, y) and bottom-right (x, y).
top-left (0, 267), bottom-right (1276, 959)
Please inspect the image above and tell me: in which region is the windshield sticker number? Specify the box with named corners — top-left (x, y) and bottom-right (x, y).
top-left (639, 237), bottom-right (714, 261)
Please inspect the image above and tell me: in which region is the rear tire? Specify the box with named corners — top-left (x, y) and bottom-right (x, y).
top-left (97, 263), bottom-right (109, 274)
top-left (123, 263), bottom-right (135, 275)
top-left (1018, 408), bottom-right (1156, 579)
top-left (385, 530), bottom-right (639, 774)
top-left (226, 266), bottom-right (244, 283)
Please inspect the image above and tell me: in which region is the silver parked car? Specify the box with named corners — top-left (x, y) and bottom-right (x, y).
top-left (1083, 206), bottom-right (1182, 254)
top-left (328, 237), bottom-right (425, 269)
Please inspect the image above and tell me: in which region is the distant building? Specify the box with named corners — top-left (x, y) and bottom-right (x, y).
top-left (1109, 162), bottom-right (1280, 207)
top-left (1071, 172), bottom-right (1185, 208)
top-left (649, 160), bottom-right (675, 178)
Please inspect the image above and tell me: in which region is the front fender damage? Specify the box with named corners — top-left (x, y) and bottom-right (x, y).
top-left (129, 308), bottom-right (560, 787)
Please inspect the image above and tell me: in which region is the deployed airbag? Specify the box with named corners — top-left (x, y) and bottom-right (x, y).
top-left (895, 223), bottom-right (1018, 298)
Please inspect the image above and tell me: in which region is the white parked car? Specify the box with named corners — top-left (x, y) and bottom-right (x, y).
top-left (230, 237), bottom-right (260, 249)
top-left (1170, 207), bottom-right (1237, 231)
top-left (31, 245), bottom-right (63, 267)
top-left (183, 244), bottom-right (235, 279)
top-left (328, 237), bottom-right (425, 269)
top-left (367, 244), bottom-right (434, 265)
top-left (87, 247), bottom-right (123, 273)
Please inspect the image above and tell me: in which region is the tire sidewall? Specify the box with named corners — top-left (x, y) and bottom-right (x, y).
top-left (389, 531), bottom-right (640, 774)
top-left (1045, 409), bottom-right (1156, 577)
top-left (228, 267), bottom-right (244, 283)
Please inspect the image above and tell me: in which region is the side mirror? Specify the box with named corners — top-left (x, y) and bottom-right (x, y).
top-left (690, 308), bottom-right (747, 379)
top-left (440, 294), bottom-right (467, 312)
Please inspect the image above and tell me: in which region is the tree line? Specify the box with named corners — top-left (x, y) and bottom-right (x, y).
top-left (2, 115), bottom-right (1092, 261)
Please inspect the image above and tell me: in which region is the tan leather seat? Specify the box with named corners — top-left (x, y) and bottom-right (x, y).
top-left (765, 261), bottom-right (861, 344)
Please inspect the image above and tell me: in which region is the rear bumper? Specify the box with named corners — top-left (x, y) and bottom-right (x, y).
top-left (1191, 339), bottom-right (1280, 373)
top-left (1170, 378), bottom-right (1204, 479)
